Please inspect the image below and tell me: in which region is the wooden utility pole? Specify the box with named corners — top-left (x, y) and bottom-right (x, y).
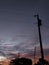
top-left (34, 14), bottom-right (44, 60)
top-left (34, 47), bottom-right (36, 64)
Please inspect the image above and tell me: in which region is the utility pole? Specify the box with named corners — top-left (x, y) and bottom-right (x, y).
top-left (34, 14), bottom-right (44, 60)
top-left (34, 46), bottom-right (36, 64)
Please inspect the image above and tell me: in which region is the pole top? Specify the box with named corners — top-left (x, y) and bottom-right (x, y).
top-left (34, 14), bottom-right (42, 26)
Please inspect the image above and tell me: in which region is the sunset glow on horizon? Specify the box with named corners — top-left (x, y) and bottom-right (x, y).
top-left (0, 0), bottom-right (49, 65)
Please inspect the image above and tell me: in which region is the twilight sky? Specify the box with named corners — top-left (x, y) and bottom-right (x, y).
top-left (0, 0), bottom-right (49, 54)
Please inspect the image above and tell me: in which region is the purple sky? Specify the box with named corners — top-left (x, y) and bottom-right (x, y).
top-left (0, 0), bottom-right (49, 54)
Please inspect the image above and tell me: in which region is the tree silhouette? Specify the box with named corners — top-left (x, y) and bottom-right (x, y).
top-left (34, 58), bottom-right (49, 65)
top-left (10, 57), bottom-right (32, 65)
